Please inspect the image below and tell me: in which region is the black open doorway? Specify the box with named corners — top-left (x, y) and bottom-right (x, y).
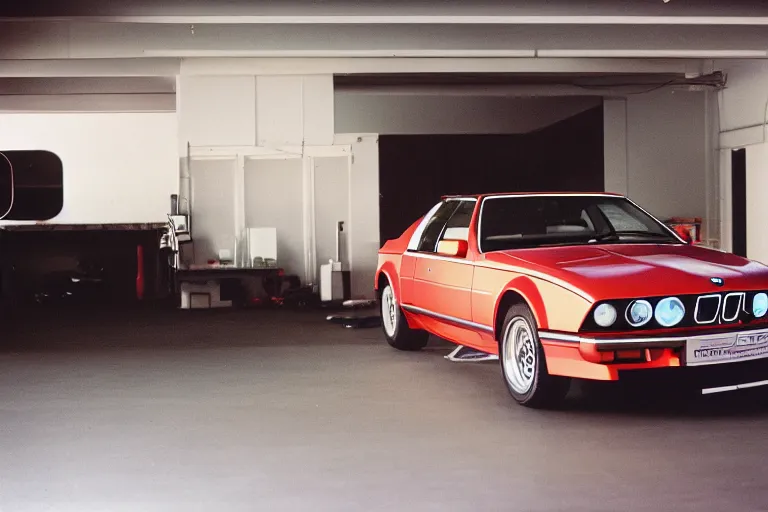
top-left (378, 105), bottom-right (604, 244)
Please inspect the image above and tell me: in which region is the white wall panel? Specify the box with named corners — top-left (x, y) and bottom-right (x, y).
top-left (746, 143), bottom-right (768, 264)
top-left (0, 112), bottom-right (178, 225)
top-left (244, 158), bottom-right (305, 277)
top-left (256, 75), bottom-right (334, 147)
top-left (603, 98), bottom-right (628, 195)
top-left (625, 90), bottom-right (707, 220)
top-left (313, 156), bottom-right (350, 279)
top-left (255, 76), bottom-right (304, 147)
top-left (716, 60), bottom-right (768, 134)
top-left (336, 134), bottom-right (380, 299)
top-left (302, 75), bottom-right (335, 145)
top-left (177, 75), bottom-right (256, 149)
top-left (189, 158), bottom-right (237, 264)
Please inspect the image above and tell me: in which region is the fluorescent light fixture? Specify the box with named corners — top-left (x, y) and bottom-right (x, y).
top-left (144, 49), bottom-right (537, 58)
top-left (6, 16), bottom-right (768, 25)
top-left (538, 49), bottom-right (768, 58)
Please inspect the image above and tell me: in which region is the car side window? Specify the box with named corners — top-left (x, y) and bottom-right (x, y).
top-left (416, 201), bottom-right (460, 253)
top-left (439, 200), bottom-right (475, 243)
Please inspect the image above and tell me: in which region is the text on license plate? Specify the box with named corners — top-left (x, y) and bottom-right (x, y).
top-left (686, 329), bottom-right (768, 366)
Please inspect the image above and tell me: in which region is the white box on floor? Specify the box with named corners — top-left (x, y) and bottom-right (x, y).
top-left (319, 260), bottom-right (344, 302)
top-left (180, 280), bottom-right (233, 309)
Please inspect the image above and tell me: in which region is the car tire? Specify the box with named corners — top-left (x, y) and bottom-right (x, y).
top-left (499, 303), bottom-right (571, 409)
top-left (379, 281), bottom-right (429, 351)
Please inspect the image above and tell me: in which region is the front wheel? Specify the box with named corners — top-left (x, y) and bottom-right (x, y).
top-left (380, 282), bottom-right (429, 351)
top-left (500, 304), bottom-right (570, 408)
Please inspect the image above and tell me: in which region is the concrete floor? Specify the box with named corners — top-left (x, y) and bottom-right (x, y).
top-left (2, 308), bottom-right (768, 512)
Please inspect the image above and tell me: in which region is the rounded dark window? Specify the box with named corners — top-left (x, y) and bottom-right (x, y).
top-left (0, 150), bottom-right (63, 221)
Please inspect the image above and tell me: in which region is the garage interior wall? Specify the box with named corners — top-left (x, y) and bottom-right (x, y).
top-left (338, 88), bottom-right (714, 244)
top-left (0, 112), bottom-right (178, 225)
top-left (717, 59), bottom-right (768, 262)
top-left (603, 89), bottom-right (711, 228)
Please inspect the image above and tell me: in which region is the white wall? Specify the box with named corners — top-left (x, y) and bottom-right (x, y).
top-left (177, 74), bottom-right (334, 151)
top-left (335, 93), bottom-right (601, 135)
top-left (0, 112), bottom-right (178, 225)
top-left (604, 89), bottom-right (709, 223)
top-left (335, 134), bottom-right (380, 300)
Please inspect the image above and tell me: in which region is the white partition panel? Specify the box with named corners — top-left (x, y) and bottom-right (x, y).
top-left (313, 156), bottom-right (350, 281)
top-left (189, 158), bottom-right (237, 265)
top-left (244, 157), bottom-right (305, 278)
top-left (335, 134), bottom-right (380, 299)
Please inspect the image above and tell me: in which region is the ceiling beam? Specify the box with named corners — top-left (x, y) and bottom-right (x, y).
top-left (2, 15), bottom-right (768, 25)
top-left (0, 58), bottom-right (180, 77)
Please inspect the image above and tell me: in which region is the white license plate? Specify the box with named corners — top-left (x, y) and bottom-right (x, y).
top-left (686, 328), bottom-right (768, 366)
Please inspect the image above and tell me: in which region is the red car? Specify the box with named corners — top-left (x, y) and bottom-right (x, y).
top-left (375, 193), bottom-right (768, 408)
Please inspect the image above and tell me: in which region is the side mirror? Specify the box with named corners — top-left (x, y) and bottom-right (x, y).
top-left (436, 239), bottom-right (468, 258)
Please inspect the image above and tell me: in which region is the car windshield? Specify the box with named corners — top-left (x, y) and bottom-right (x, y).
top-left (478, 195), bottom-right (679, 252)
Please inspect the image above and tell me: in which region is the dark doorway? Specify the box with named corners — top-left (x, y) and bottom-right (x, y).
top-left (378, 105), bottom-right (604, 244)
top-left (731, 148), bottom-right (747, 257)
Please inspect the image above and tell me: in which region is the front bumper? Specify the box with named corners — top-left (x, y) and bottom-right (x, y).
top-left (539, 326), bottom-right (768, 385)
top-left (618, 357), bottom-right (768, 394)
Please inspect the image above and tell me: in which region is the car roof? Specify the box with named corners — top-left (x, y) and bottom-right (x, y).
top-left (440, 192), bottom-right (626, 200)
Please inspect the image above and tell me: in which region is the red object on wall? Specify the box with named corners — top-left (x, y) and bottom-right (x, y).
top-left (665, 217), bottom-right (702, 244)
top-left (136, 244), bottom-right (145, 300)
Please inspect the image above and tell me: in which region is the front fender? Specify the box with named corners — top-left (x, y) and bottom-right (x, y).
top-left (494, 275), bottom-right (549, 329)
top-left (494, 275), bottom-right (593, 332)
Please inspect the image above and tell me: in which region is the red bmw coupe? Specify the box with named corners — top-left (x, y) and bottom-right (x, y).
top-left (375, 193), bottom-right (768, 408)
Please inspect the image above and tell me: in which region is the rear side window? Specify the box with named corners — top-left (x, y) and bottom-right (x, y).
top-left (0, 150), bottom-right (63, 221)
top-left (440, 200), bottom-right (475, 242)
top-left (415, 201), bottom-right (460, 253)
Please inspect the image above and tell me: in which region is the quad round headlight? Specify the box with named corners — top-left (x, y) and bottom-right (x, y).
top-left (654, 297), bottom-right (685, 327)
top-left (594, 303), bottom-right (618, 327)
top-left (753, 293), bottom-right (768, 318)
top-left (626, 300), bottom-right (653, 327)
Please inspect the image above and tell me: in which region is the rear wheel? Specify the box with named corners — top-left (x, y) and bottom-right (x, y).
top-left (380, 281), bottom-right (429, 351)
top-left (500, 303), bottom-right (570, 408)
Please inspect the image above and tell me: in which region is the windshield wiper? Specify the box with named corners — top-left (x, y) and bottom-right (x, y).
top-left (591, 230), bottom-right (673, 243)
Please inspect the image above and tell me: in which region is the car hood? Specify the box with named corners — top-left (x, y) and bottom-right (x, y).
top-left (485, 244), bottom-right (768, 301)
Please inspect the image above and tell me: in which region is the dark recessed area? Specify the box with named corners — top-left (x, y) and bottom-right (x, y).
top-left (378, 104), bottom-right (604, 243)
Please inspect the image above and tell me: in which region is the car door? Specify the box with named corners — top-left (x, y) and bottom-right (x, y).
top-left (411, 199), bottom-right (476, 324)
